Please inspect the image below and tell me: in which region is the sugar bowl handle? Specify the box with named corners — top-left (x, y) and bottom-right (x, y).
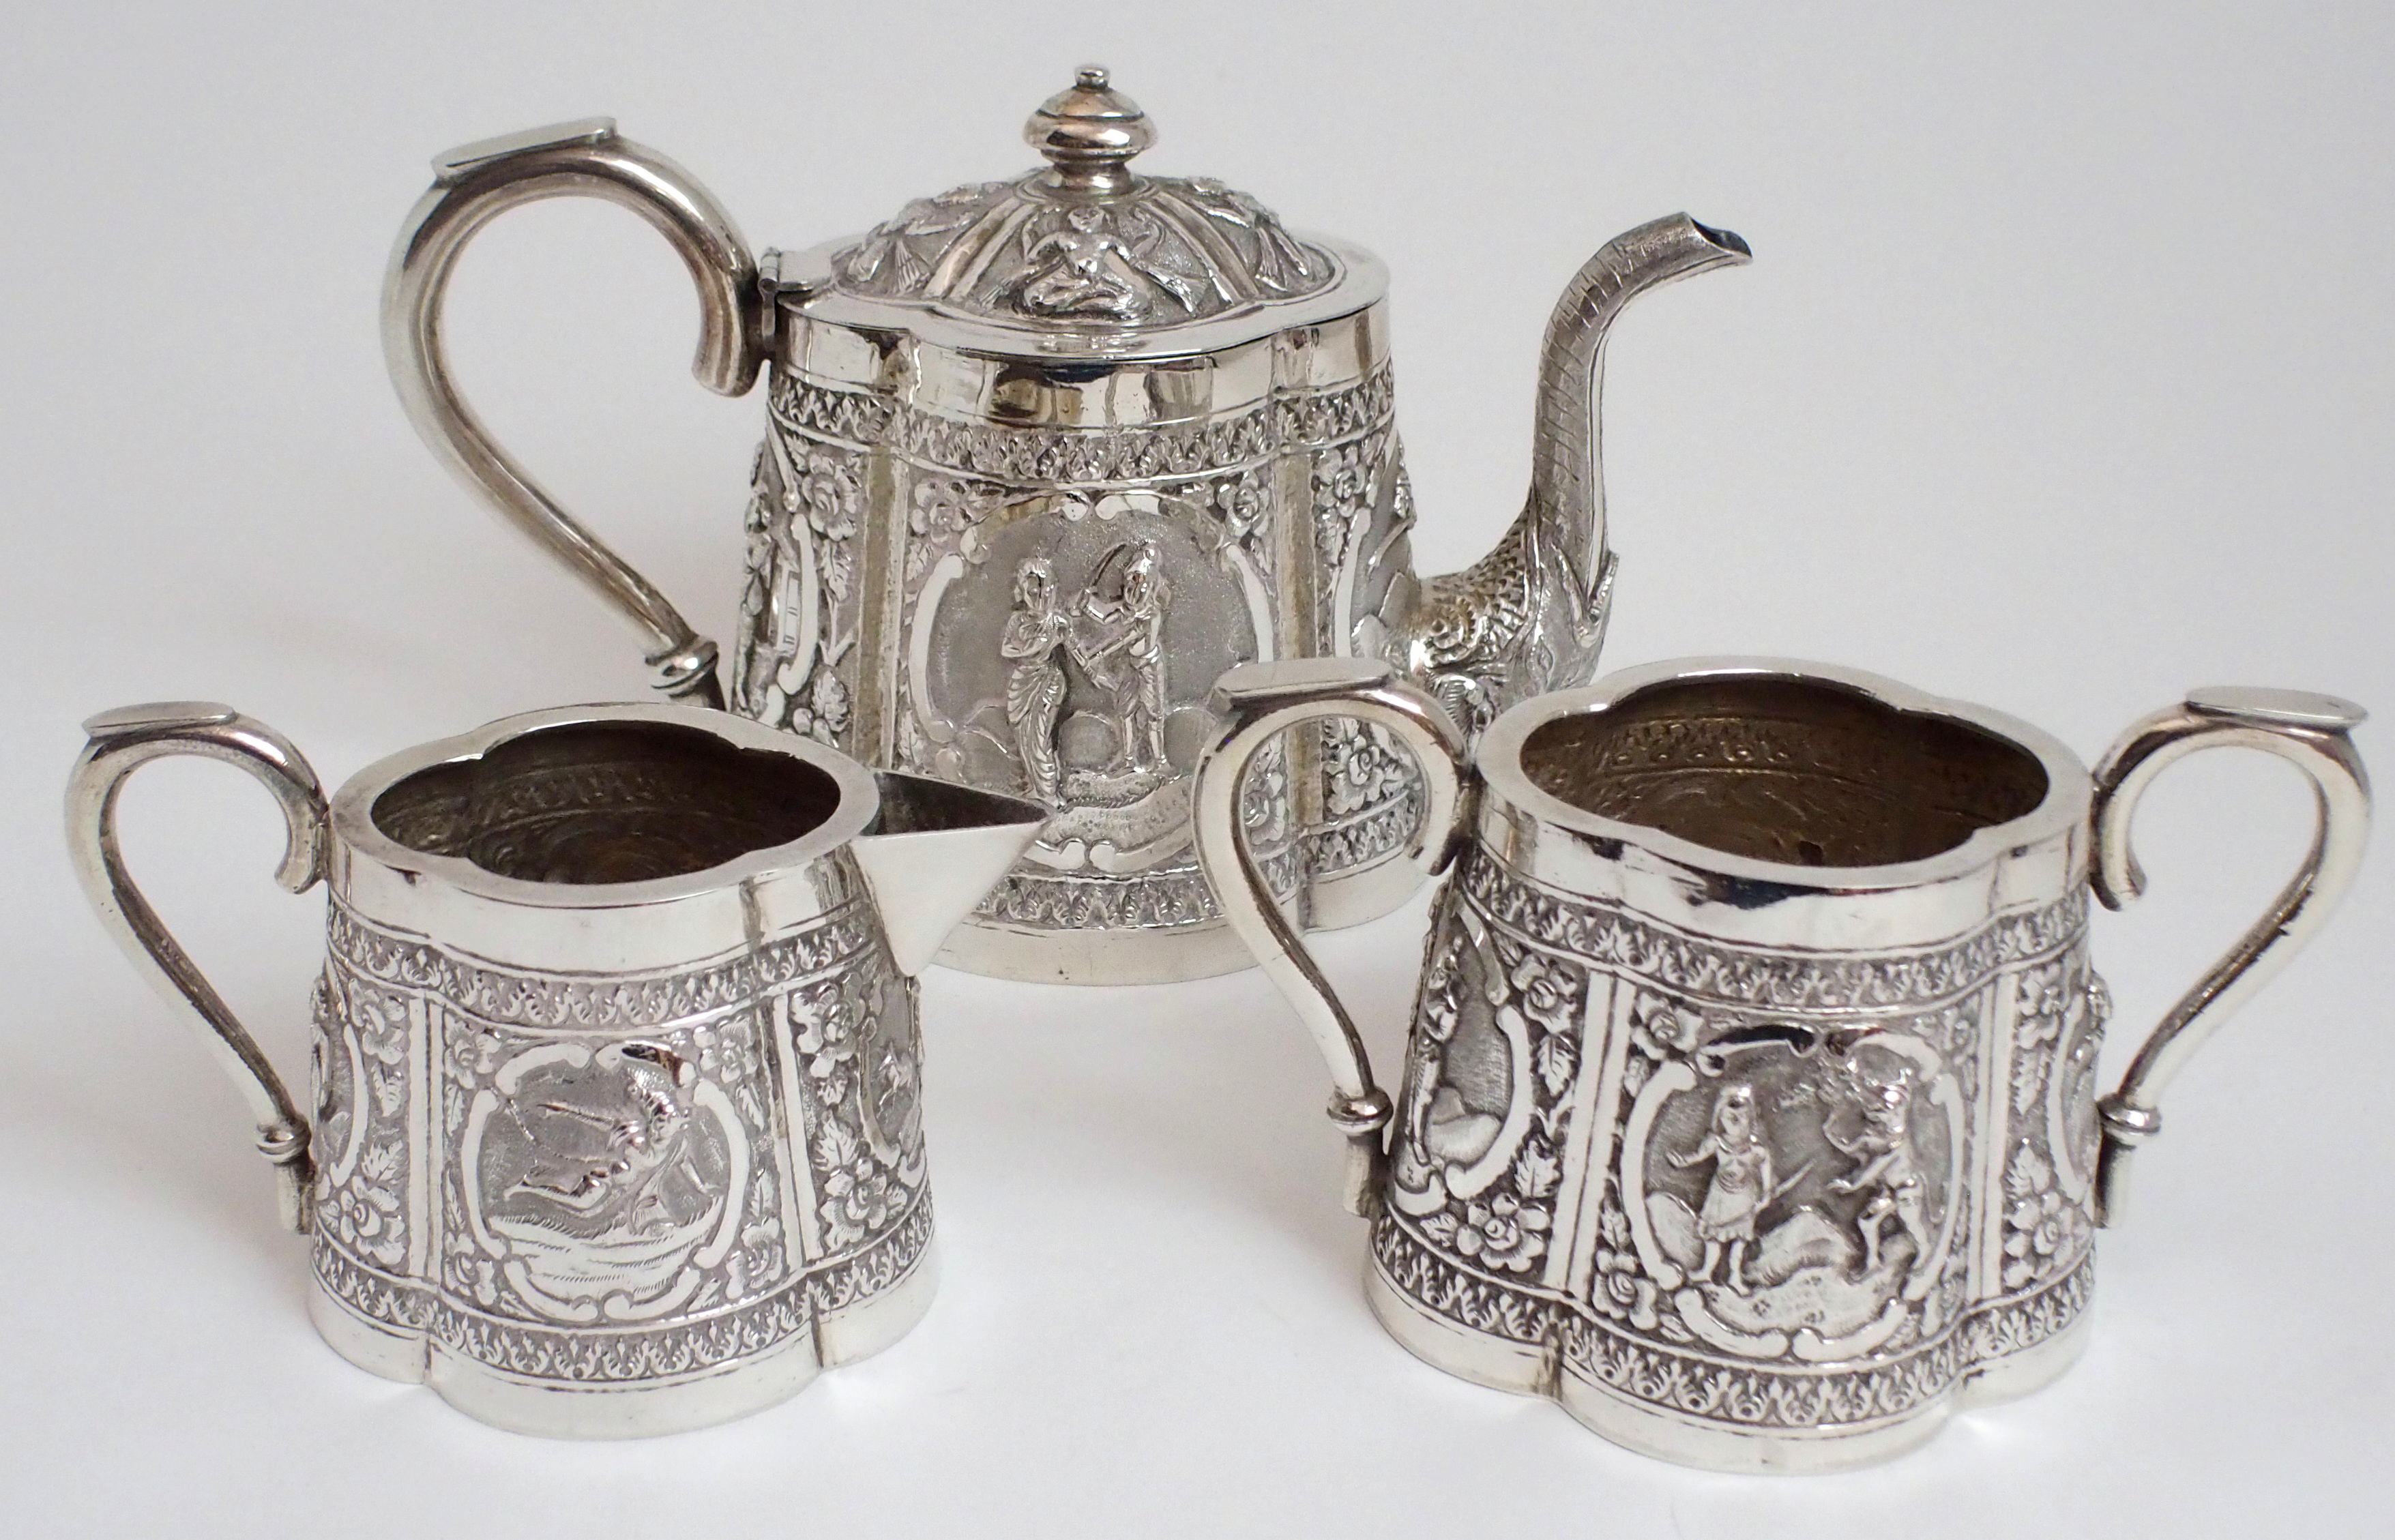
top-left (1192, 661), bottom-right (1472, 1216)
top-left (2087, 687), bottom-right (2371, 1225)
top-left (66, 705), bottom-right (329, 1233)
top-left (384, 120), bottom-right (765, 706)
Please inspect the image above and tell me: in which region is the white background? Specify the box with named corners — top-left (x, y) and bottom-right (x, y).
top-left (3, 3), bottom-right (2390, 1535)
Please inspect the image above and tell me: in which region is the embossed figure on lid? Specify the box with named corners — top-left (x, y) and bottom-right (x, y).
top-left (833, 67), bottom-right (1338, 332)
top-left (386, 68), bottom-right (1750, 983)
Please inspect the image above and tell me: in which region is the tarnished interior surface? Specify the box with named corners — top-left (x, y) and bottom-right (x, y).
top-left (1520, 677), bottom-right (2049, 868)
top-left (372, 722), bottom-right (842, 884)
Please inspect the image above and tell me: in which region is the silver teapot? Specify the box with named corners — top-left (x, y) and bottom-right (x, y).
top-left (385, 68), bottom-right (1750, 984)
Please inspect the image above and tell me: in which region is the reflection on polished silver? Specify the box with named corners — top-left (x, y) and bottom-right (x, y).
top-left (2086, 685), bottom-right (2372, 1224)
top-left (68, 701), bottom-right (1045, 1437)
top-left (1194, 660), bottom-right (1468, 1215)
top-left (383, 121), bottom-right (756, 707)
top-left (1192, 657), bottom-right (2369, 1472)
top-left (382, 68), bottom-right (1750, 983)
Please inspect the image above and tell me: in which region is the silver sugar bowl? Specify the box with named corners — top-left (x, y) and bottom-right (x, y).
top-left (1191, 659), bottom-right (2370, 1470)
top-left (385, 67), bottom-right (1749, 983)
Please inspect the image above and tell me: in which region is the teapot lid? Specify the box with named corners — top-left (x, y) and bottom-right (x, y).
top-left (803, 68), bottom-right (1379, 357)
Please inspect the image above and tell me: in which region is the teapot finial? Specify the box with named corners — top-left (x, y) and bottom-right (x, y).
top-left (1026, 65), bottom-right (1154, 195)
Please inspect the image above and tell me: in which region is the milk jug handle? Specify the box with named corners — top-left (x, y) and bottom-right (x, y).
top-left (66, 705), bottom-right (329, 1234)
top-left (2087, 687), bottom-right (2370, 1226)
top-left (1192, 661), bottom-right (1473, 1216)
top-left (383, 120), bottom-right (766, 707)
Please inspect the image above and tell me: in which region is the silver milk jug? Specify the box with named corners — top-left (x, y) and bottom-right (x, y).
top-left (69, 700), bottom-right (1045, 1436)
top-left (383, 68), bottom-right (1750, 984)
top-left (1191, 657), bottom-right (2368, 1471)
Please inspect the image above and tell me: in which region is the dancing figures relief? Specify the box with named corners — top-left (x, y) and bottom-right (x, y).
top-left (748, 362), bottom-right (1418, 946)
top-left (1666, 1083), bottom-right (1780, 1294)
top-left (1381, 893), bottom-right (1967, 1365)
top-left (1623, 1009), bottom-right (1967, 1362)
top-left (915, 488), bottom-right (1270, 876)
top-left (999, 558), bottom-right (1070, 805)
top-left (1002, 540), bottom-right (1173, 807)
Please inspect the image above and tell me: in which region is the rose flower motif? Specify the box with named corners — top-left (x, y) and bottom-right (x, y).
top-left (1448, 1192), bottom-right (1549, 1273)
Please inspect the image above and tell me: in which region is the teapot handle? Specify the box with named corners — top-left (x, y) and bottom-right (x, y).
top-left (383, 120), bottom-right (766, 706)
top-left (2087, 687), bottom-right (2370, 1226)
top-left (65, 704), bottom-right (329, 1234)
top-left (1192, 660), bottom-right (1473, 1216)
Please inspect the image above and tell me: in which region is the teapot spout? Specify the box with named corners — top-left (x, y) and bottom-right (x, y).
top-left (1393, 213), bottom-right (1749, 737)
top-left (852, 774), bottom-right (1049, 976)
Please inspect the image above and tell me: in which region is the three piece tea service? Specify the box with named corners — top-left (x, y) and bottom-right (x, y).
top-left (70, 69), bottom-right (2370, 1470)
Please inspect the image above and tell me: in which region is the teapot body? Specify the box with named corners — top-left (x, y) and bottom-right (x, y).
top-left (383, 75), bottom-right (1750, 984)
top-left (736, 263), bottom-right (1422, 981)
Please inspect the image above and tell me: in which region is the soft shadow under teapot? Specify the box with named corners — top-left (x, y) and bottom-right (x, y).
top-left (385, 67), bottom-right (1749, 984)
